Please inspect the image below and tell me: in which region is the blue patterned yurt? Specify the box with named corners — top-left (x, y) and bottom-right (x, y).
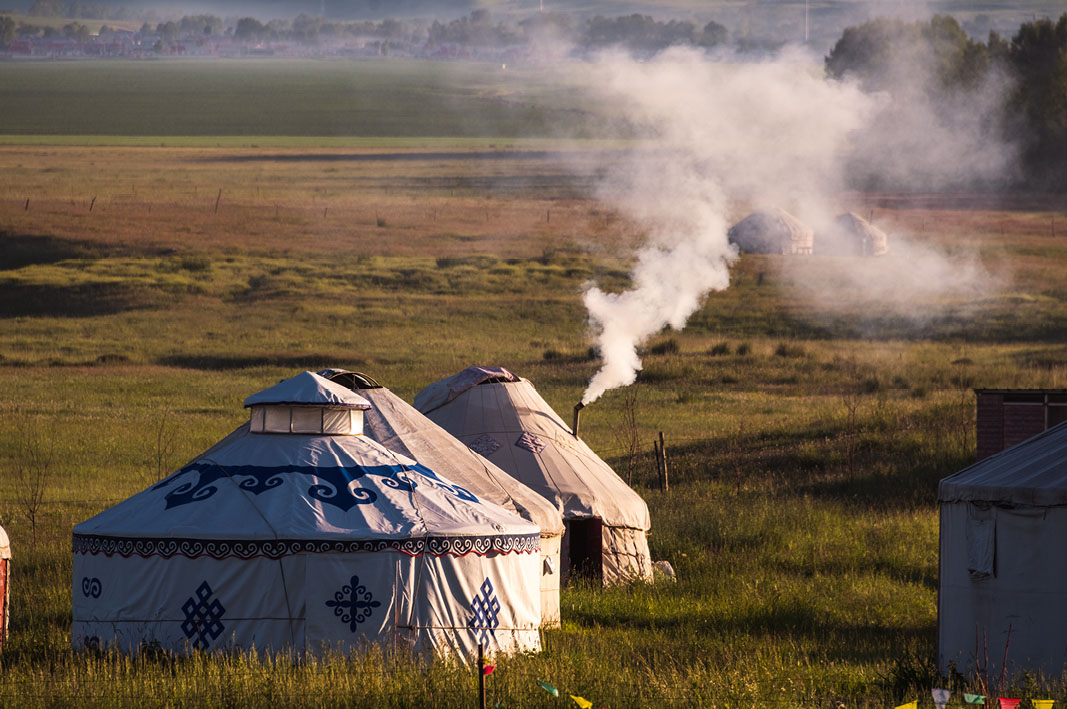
top-left (72, 372), bottom-right (541, 658)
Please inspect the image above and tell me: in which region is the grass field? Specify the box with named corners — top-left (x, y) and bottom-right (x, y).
top-left (1, 99), bottom-right (1067, 705)
top-left (0, 60), bottom-right (604, 139)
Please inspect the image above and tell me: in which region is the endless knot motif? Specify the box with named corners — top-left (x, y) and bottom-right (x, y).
top-left (81, 577), bottom-right (102, 598)
top-left (180, 581), bottom-right (227, 650)
top-left (468, 435), bottom-right (501, 457)
top-left (325, 575), bottom-right (382, 632)
top-left (515, 432), bottom-right (546, 454)
top-left (467, 577), bottom-right (501, 648)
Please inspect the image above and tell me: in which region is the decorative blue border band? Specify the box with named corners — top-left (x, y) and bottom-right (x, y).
top-left (72, 533), bottom-right (540, 560)
top-left (151, 461), bottom-right (478, 511)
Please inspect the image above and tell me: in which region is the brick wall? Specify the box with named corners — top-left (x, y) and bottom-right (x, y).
top-left (976, 393), bottom-right (1004, 461)
top-left (1003, 404), bottom-right (1047, 449)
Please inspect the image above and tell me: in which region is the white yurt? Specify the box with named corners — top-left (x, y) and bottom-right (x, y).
top-left (727, 208), bottom-right (814, 255)
top-left (318, 369), bottom-right (566, 628)
top-left (415, 367), bottom-right (653, 587)
top-left (72, 372), bottom-right (542, 658)
top-left (0, 524), bottom-right (9, 647)
top-left (938, 421), bottom-right (1067, 677)
top-left (816, 212), bottom-right (889, 256)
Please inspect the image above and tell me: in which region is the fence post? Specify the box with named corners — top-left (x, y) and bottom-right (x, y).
top-left (659, 431), bottom-right (669, 492)
top-left (477, 642), bottom-right (486, 709)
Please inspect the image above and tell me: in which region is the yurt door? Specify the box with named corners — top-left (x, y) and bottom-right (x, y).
top-left (567, 519), bottom-right (603, 584)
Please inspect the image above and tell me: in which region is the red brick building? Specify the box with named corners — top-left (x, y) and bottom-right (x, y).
top-left (975, 389), bottom-right (1067, 460)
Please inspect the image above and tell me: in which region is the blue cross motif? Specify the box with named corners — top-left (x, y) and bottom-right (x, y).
top-left (326, 575), bottom-right (382, 632)
top-left (467, 578), bottom-right (501, 647)
top-left (180, 581), bottom-right (227, 650)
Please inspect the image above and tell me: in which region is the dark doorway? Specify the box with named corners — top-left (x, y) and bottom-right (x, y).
top-left (567, 518), bottom-right (603, 584)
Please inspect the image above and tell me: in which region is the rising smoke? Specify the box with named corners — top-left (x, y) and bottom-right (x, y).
top-left (575, 45), bottom-right (1015, 404)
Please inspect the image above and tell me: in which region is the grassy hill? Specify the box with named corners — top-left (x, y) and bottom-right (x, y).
top-left (0, 138), bottom-right (1065, 705)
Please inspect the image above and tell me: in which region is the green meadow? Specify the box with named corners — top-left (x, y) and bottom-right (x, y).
top-left (1, 61), bottom-right (1067, 707)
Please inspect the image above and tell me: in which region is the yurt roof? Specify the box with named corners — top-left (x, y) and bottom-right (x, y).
top-left (728, 208), bottom-right (813, 245)
top-left (0, 524), bottom-right (9, 560)
top-left (243, 371), bottom-right (371, 409)
top-left (829, 212), bottom-right (889, 254)
top-left (415, 368), bottom-right (651, 531)
top-left (74, 374), bottom-right (538, 560)
top-left (414, 366), bottom-right (520, 415)
top-left (320, 369), bottom-right (564, 538)
top-left (939, 421), bottom-right (1067, 507)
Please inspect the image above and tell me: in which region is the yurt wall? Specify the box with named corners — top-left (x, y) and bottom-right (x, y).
top-left (0, 524), bottom-right (9, 648)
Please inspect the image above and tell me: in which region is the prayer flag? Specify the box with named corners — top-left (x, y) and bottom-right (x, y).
top-left (538, 681), bottom-right (559, 698)
top-left (482, 664), bottom-right (496, 676)
top-left (1031, 701), bottom-right (1054, 709)
top-left (571, 695), bottom-right (593, 709)
top-left (932, 688), bottom-right (952, 709)
top-left (894, 702), bottom-right (917, 709)
top-left (998, 699), bottom-right (1020, 709)
top-left (964, 694), bottom-right (986, 705)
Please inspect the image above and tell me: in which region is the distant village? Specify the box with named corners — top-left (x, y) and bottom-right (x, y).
top-left (1, 9), bottom-right (735, 63)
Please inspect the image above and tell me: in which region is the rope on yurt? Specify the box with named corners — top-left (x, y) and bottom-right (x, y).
top-left (197, 456), bottom-right (299, 648)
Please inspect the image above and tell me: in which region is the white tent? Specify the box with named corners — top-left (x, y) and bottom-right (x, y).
top-left (318, 369), bottom-right (566, 628)
top-left (727, 208), bottom-right (814, 255)
top-left (415, 367), bottom-right (653, 586)
top-left (939, 421), bottom-right (1067, 677)
top-left (816, 212), bottom-right (889, 256)
top-left (72, 372), bottom-right (541, 658)
top-left (0, 524), bottom-right (9, 647)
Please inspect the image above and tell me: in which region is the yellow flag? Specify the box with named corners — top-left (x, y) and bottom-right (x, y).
top-left (571, 695), bottom-right (593, 709)
top-left (1031, 701), bottom-right (1054, 709)
top-left (895, 702), bottom-right (917, 709)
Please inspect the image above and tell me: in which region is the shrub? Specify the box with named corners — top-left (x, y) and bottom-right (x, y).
top-left (649, 338), bottom-right (680, 356)
top-left (774, 342), bottom-right (805, 358)
top-left (736, 342), bottom-right (752, 356)
top-left (709, 342), bottom-right (731, 356)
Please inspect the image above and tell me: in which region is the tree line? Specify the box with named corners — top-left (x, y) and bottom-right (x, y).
top-left (825, 13), bottom-right (1067, 187)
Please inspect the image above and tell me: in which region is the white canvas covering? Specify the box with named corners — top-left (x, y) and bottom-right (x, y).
top-left (415, 368), bottom-right (653, 586)
top-left (0, 524), bottom-right (9, 560)
top-left (318, 370), bottom-right (565, 628)
top-left (938, 421), bottom-right (1067, 676)
top-left (816, 212), bottom-right (889, 256)
top-left (727, 207), bottom-right (814, 255)
top-left (73, 372), bottom-right (541, 659)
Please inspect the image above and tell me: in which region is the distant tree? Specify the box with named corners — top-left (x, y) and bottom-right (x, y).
top-left (582, 14), bottom-right (698, 54)
top-left (825, 15), bottom-right (986, 92)
top-left (1007, 13), bottom-right (1067, 183)
top-left (291, 13), bottom-right (321, 43)
top-left (28, 0), bottom-right (64, 17)
top-left (180, 14), bottom-right (223, 36)
top-left (234, 17), bottom-right (266, 42)
top-left (699, 20), bottom-right (728, 48)
top-left (155, 21), bottom-right (178, 43)
top-left (0, 15), bottom-right (15, 48)
top-left (63, 21), bottom-right (90, 40)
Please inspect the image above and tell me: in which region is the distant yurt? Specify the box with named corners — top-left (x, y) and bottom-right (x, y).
top-left (415, 367), bottom-right (653, 586)
top-left (319, 369), bottom-right (567, 628)
top-left (727, 208), bottom-right (814, 255)
top-left (816, 212), bottom-right (889, 256)
top-left (72, 372), bottom-right (541, 658)
top-left (938, 421), bottom-right (1067, 677)
top-left (0, 524), bottom-right (9, 647)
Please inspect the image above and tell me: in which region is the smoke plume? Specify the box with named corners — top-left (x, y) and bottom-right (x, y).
top-left (575, 41), bottom-right (1016, 404)
top-left (579, 48), bottom-right (874, 404)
